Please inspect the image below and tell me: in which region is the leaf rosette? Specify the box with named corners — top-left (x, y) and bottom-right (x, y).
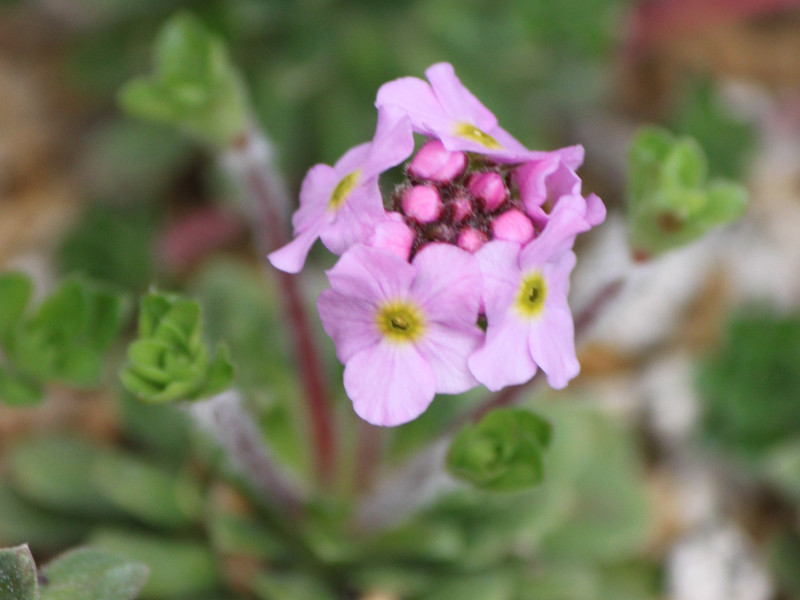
top-left (447, 408), bottom-right (553, 492)
top-left (120, 292), bottom-right (233, 403)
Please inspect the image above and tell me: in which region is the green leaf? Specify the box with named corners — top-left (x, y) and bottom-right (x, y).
top-left (91, 453), bottom-right (202, 529)
top-left (0, 545), bottom-right (37, 600)
top-left (447, 408), bottom-right (552, 492)
top-left (0, 272), bottom-right (31, 340)
top-left (0, 367), bottom-right (43, 406)
top-left (88, 529), bottom-right (221, 599)
top-left (627, 126), bottom-right (748, 258)
top-left (118, 12), bottom-right (249, 147)
top-left (121, 291), bottom-right (236, 404)
top-left (7, 436), bottom-right (124, 518)
top-left (39, 547), bottom-right (148, 600)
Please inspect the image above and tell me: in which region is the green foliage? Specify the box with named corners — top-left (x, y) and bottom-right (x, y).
top-left (447, 408), bottom-right (552, 492)
top-left (0, 545), bottom-right (37, 600)
top-left (59, 203), bottom-right (158, 292)
top-left (0, 273), bottom-right (128, 406)
top-left (626, 126), bottom-right (748, 258)
top-left (699, 311), bottom-right (800, 457)
top-left (89, 529), bottom-right (221, 599)
top-left (118, 12), bottom-right (250, 147)
top-left (120, 291), bottom-right (234, 403)
top-left (672, 79), bottom-right (756, 180)
top-left (38, 547), bottom-right (149, 600)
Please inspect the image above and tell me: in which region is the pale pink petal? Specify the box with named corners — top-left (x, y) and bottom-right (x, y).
top-left (417, 322), bottom-right (482, 394)
top-left (473, 241), bottom-right (522, 321)
top-left (325, 245), bottom-right (416, 304)
top-left (539, 251), bottom-right (577, 300)
top-left (520, 206), bottom-right (588, 267)
top-left (292, 163), bottom-right (340, 231)
top-left (410, 244), bottom-right (482, 326)
top-left (344, 342), bottom-right (436, 426)
top-left (527, 304), bottom-right (579, 389)
top-left (334, 141), bottom-right (372, 175)
top-left (468, 317), bottom-right (537, 391)
top-left (317, 289), bottom-right (381, 363)
top-left (362, 105), bottom-right (415, 177)
top-left (375, 76), bottom-right (452, 138)
top-left (585, 192), bottom-right (606, 226)
top-left (319, 182), bottom-right (386, 254)
top-left (369, 214), bottom-right (415, 261)
top-left (425, 62), bottom-right (497, 131)
top-left (268, 226), bottom-right (322, 273)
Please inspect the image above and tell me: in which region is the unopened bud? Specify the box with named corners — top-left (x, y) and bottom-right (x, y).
top-left (491, 209), bottom-right (535, 244)
top-left (370, 213), bottom-right (416, 261)
top-left (408, 140), bottom-right (467, 183)
top-left (468, 172), bottom-right (507, 212)
top-left (401, 185), bottom-right (443, 223)
top-left (457, 227), bottom-right (488, 252)
top-left (449, 194), bottom-right (473, 222)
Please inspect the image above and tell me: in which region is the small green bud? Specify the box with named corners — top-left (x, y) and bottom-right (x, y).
top-left (447, 408), bottom-right (552, 491)
top-left (627, 126), bottom-right (748, 258)
top-left (118, 12), bottom-right (250, 147)
top-left (0, 545), bottom-right (37, 600)
top-left (120, 291), bottom-right (234, 403)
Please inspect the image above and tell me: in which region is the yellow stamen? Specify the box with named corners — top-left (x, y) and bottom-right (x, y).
top-left (328, 170), bottom-right (361, 211)
top-left (376, 300), bottom-right (426, 343)
top-left (513, 272), bottom-right (547, 318)
top-left (454, 123), bottom-right (502, 149)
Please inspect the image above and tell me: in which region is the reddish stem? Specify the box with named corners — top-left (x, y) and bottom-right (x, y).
top-left (354, 421), bottom-right (382, 493)
top-left (243, 146), bottom-right (337, 487)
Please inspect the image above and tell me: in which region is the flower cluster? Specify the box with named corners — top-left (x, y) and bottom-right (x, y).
top-left (269, 63), bottom-right (605, 426)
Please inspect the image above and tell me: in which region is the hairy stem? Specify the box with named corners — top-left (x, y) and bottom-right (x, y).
top-left (230, 131), bottom-right (338, 487)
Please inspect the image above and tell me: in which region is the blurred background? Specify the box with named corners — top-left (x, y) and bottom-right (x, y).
top-left (2, 0), bottom-right (800, 599)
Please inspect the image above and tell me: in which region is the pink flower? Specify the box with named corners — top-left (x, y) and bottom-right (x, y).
top-left (268, 107), bottom-right (413, 273)
top-left (468, 207), bottom-right (591, 391)
top-left (376, 62), bottom-right (584, 167)
top-left (317, 243), bottom-right (483, 426)
top-left (514, 157), bottom-right (606, 230)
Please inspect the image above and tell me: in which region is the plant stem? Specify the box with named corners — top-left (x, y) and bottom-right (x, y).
top-left (231, 131), bottom-right (337, 487)
top-left (354, 421), bottom-right (382, 494)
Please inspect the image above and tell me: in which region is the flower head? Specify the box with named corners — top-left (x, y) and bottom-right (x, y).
top-left (317, 243), bottom-right (483, 426)
top-left (268, 106), bottom-right (414, 273)
top-left (376, 62), bottom-right (584, 167)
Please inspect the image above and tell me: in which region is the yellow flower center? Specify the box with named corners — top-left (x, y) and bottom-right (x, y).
top-left (513, 272), bottom-right (547, 318)
top-left (328, 170), bottom-right (361, 211)
top-left (454, 123), bottom-right (501, 149)
top-left (376, 300), bottom-right (426, 343)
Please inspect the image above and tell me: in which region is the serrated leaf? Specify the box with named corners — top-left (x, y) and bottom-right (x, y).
top-left (0, 545), bottom-right (37, 600)
top-left (39, 547), bottom-right (148, 600)
top-left (447, 408), bottom-right (552, 492)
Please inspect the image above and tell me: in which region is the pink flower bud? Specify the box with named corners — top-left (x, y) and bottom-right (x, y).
top-left (468, 172), bottom-right (507, 212)
top-left (449, 194), bottom-right (473, 222)
top-left (370, 213), bottom-right (416, 261)
top-left (457, 227), bottom-right (488, 252)
top-left (408, 140), bottom-right (467, 183)
top-left (491, 209), bottom-right (535, 244)
top-left (401, 185), bottom-right (443, 223)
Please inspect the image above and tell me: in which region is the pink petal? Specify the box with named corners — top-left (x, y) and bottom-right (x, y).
top-left (325, 244), bottom-right (416, 305)
top-left (317, 289), bottom-right (381, 363)
top-left (520, 206), bottom-right (588, 267)
top-left (268, 226), bottom-right (322, 274)
top-left (585, 192), bottom-right (607, 226)
top-left (417, 322), bottom-right (482, 394)
top-left (344, 342), bottom-right (436, 426)
top-left (410, 244), bottom-right (482, 326)
top-left (369, 213), bottom-right (415, 261)
top-left (292, 163), bottom-right (340, 231)
top-left (468, 317), bottom-right (537, 391)
top-left (362, 105), bottom-right (415, 177)
top-left (375, 76), bottom-right (451, 138)
top-left (527, 304), bottom-right (579, 389)
top-left (334, 141), bottom-right (372, 176)
top-left (473, 241), bottom-right (522, 321)
top-left (425, 62), bottom-right (497, 132)
top-left (319, 181), bottom-right (386, 254)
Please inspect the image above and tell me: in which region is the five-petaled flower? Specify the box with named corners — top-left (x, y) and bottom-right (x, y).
top-left (317, 244), bottom-right (483, 426)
